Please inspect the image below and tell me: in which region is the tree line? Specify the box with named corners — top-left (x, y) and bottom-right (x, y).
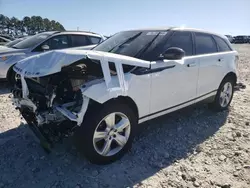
top-left (0, 14), bottom-right (65, 36)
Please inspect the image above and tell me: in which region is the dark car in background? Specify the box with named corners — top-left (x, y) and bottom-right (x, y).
top-left (225, 35), bottom-right (234, 43)
top-left (234, 35), bottom-right (249, 43)
top-left (0, 34), bottom-right (14, 41)
top-left (0, 36), bottom-right (11, 45)
top-left (247, 36), bottom-right (250, 43)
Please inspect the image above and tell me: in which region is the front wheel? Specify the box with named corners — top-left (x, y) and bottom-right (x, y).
top-left (210, 78), bottom-right (235, 111)
top-left (73, 101), bottom-right (137, 164)
top-left (7, 68), bottom-right (20, 87)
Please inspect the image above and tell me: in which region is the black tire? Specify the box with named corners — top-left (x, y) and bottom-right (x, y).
top-left (7, 68), bottom-right (17, 87)
top-left (209, 77), bottom-right (235, 111)
top-left (73, 100), bottom-right (137, 165)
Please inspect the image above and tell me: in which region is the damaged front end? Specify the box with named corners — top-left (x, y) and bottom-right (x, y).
top-left (11, 49), bottom-right (150, 150)
top-left (12, 55), bottom-right (104, 149)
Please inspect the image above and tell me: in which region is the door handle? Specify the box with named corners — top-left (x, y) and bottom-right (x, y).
top-left (187, 63), bottom-right (196, 67)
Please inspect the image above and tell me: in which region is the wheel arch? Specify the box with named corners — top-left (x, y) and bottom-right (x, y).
top-left (222, 72), bottom-right (237, 85)
top-left (105, 96), bottom-right (139, 120)
top-left (6, 64), bottom-right (15, 82)
top-left (88, 95), bottom-right (139, 121)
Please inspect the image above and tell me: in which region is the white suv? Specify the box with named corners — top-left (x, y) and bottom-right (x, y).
top-left (12, 27), bottom-right (238, 164)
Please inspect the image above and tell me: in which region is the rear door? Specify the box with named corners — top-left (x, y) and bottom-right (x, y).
top-left (70, 35), bottom-right (90, 47)
top-left (88, 36), bottom-right (102, 44)
top-left (194, 32), bottom-right (222, 97)
top-left (213, 35), bottom-right (237, 83)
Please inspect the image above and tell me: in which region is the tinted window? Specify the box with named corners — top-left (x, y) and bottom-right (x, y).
top-left (195, 33), bottom-right (217, 55)
top-left (163, 31), bottom-right (193, 56)
top-left (5, 38), bottom-right (24, 47)
top-left (0, 38), bottom-right (4, 42)
top-left (13, 32), bottom-right (53, 49)
top-left (89, 36), bottom-right (101, 44)
top-left (38, 35), bottom-right (69, 51)
top-left (213, 36), bottom-right (231, 52)
top-left (71, 35), bottom-right (89, 47)
top-left (93, 30), bottom-right (167, 60)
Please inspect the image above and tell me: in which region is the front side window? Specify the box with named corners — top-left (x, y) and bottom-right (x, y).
top-left (213, 36), bottom-right (231, 52)
top-left (71, 35), bottom-right (89, 47)
top-left (13, 32), bottom-right (53, 49)
top-left (89, 36), bottom-right (101, 44)
top-left (195, 33), bottom-right (217, 55)
top-left (162, 31), bottom-right (193, 56)
top-left (93, 30), bottom-right (167, 60)
top-left (35, 35), bottom-right (69, 51)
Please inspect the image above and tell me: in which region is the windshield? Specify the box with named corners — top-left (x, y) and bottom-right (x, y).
top-left (13, 33), bottom-right (53, 49)
top-left (5, 38), bottom-right (24, 47)
top-left (93, 30), bottom-right (167, 59)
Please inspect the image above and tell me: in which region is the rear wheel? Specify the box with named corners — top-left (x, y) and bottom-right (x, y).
top-left (210, 78), bottom-right (235, 111)
top-left (73, 101), bottom-right (137, 164)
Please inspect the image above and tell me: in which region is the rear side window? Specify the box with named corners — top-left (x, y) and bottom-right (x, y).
top-left (213, 36), bottom-right (231, 52)
top-left (89, 36), bottom-right (101, 44)
top-left (195, 33), bottom-right (217, 55)
top-left (71, 35), bottom-right (90, 47)
top-left (163, 31), bottom-right (193, 56)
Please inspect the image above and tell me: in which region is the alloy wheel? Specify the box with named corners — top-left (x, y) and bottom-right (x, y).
top-left (93, 112), bottom-right (131, 157)
top-left (219, 82), bottom-right (233, 107)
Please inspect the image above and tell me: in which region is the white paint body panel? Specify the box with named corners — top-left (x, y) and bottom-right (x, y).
top-left (150, 56), bottom-right (199, 114)
top-left (196, 51), bottom-right (238, 97)
top-left (14, 49), bottom-right (150, 77)
top-left (14, 47), bottom-right (238, 124)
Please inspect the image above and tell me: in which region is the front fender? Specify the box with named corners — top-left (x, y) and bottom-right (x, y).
top-left (82, 75), bottom-right (130, 104)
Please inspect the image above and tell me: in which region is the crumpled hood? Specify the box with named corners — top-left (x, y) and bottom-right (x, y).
top-left (14, 49), bottom-right (150, 77)
top-left (0, 47), bottom-right (28, 56)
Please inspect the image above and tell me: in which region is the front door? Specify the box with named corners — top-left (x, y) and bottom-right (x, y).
top-left (149, 31), bottom-right (198, 119)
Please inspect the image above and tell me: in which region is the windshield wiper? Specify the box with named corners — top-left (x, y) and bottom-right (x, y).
top-left (135, 32), bottom-right (161, 58)
top-left (108, 32), bottom-right (142, 52)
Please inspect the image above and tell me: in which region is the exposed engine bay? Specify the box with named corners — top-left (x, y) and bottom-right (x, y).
top-left (12, 58), bottom-right (105, 146)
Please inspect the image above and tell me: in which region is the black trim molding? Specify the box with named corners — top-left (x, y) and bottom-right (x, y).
top-left (139, 89), bottom-right (217, 120)
top-left (133, 65), bottom-right (176, 75)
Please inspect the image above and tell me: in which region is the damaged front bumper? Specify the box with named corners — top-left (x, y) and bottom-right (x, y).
top-left (11, 76), bottom-right (91, 150)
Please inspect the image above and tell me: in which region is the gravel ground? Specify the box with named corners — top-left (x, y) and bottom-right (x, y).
top-left (0, 44), bottom-right (249, 188)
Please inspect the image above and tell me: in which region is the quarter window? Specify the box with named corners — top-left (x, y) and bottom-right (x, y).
top-left (213, 36), bottom-right (231, 52)
top-left (89, 36), bottom-right (101, 44)
top-left (163, 31), bottom-right (193, 56)
top-left (71, 35), bottom-right (89, 47)
top-left (195, 33), bottom-right (217, 55)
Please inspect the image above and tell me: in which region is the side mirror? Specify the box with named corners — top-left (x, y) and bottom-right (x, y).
top-left (159, 47), bottom-right (185, 60)
top-left (41, 44), bottom-right (50, 51)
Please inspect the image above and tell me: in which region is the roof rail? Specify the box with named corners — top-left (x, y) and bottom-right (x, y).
top-left (63, 30), bottom-right (99, 35)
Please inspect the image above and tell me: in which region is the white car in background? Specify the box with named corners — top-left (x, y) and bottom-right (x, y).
top-left (12, 27), bottom-right (238, 164)
top-left (0, 31), bottom-right (105, 83)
